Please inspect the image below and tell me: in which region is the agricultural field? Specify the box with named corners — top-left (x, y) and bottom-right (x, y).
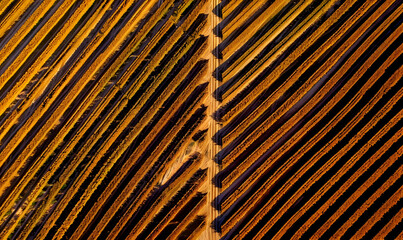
top-left (0, 0), bottom-right (401, 239)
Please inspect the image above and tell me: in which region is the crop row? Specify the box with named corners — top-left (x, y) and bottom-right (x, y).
top-left (212, 0), bottom-right (402, 239)
top-left (0, 0), bottom-right (212, 239)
